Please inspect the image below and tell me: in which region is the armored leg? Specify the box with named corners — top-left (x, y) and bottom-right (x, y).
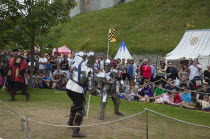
top-left (66, 90), bottom-right (86, 137)
top-left (67, 105), bottom-right (76, 126)
top-left (99, 91), bottom-right (108, 120)
top-left (112, 94), bottom-right (124, 116)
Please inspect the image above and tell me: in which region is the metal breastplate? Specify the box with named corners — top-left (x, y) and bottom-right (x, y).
top-left (71, 63), bottom-right (88, 86)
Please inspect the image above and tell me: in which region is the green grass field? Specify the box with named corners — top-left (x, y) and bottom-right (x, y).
top-left (0, 89), bottom-right (210, 139)
top-left (45, 0), bottom-right (210, 56)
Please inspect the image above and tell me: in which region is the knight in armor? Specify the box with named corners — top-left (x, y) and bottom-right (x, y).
top-left (66, 52), bottom-right (96, 138)
top-left (97, 59), bottom-right (124, 120)
top-left (5, 48), bottom-right (30, 102)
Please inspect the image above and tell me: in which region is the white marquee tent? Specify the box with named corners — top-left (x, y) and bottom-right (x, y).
top-left (114, 41), bottom-right (134, 61)
top-left (166, 29), bottom-right (210, 70)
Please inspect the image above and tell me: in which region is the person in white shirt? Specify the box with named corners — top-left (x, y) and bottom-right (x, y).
top-left (38, 54), bottom-right (48, 74)
top-left (189, 58), bottom-right (202, 88)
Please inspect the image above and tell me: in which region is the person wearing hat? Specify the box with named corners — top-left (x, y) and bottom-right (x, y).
top-left (5, 48), bottom-right (30, 101)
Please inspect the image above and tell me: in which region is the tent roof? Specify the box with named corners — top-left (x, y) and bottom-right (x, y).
top-left (166, 29), bottom-right (210, 60)
top-left (114, 41), bottom-right (133, 61)
top-left (53, 45), bottom-right (72, 54)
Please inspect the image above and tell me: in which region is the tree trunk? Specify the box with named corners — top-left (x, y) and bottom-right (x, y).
top-left (28, 36), bottom-right (35, 89)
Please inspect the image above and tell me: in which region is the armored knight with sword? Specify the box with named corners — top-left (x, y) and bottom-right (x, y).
top-left (66, 52), bottom-right (96, 138)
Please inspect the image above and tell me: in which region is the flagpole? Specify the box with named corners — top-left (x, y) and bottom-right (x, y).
top-left (107, 30), bottom-right (110, 59)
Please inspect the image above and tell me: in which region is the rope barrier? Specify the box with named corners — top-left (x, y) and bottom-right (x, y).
top-left (0, 99), bottom-right (145, 128)
top-left (146, 108), bottom-right (210, 129)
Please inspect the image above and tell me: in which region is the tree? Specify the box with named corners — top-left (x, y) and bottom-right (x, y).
top-left (0, 0), bottom-right (76, 88)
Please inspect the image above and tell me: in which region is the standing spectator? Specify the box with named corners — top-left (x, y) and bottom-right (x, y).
top-left (38, 54), bottom-right (47, 74)
top-left (49, 56), bottom-right (57, 73)
top-left (204, 65), bottom-right (210, 85)
top-left (188, 58), bottom-right (193, 66)
top-left (150, 64), bottom-right (156, 82)
top-left (127, 59), bottom-right (137, 81)
top-left (118, 58), bottom-right (127, 70)
top-left (140, 59), bottom-right (152, 84)
top-left (155, 61), bottom-right (167, 87)
top-left (189, 59), bottom-right (202, 89)
top-left (166, 61), bottom-right (178, 86)
top-left (60, 55), bottom-right (70, 79)
top-left (178, 64), bottom-right (189, 86)
top-left (53, 48), bottom-right (60, 55)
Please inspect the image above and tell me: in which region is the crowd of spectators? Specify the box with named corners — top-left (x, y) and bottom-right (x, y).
top-left (0, 49), bottom-right (210, 111)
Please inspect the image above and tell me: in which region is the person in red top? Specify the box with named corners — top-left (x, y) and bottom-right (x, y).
top-left (6, 49), bottom-right (30, 102)
top-left (53, 48), bottom-right (60, 55)
top-left (172, 90), bottom-right (182, 104)
top-left (140, 59), bottom-right (152, 84)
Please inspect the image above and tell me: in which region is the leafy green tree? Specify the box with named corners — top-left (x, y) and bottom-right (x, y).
top-left (0, 0), bottom-right (76, 88)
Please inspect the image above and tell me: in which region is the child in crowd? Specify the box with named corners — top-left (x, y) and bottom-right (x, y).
top-left (125, 82), bottom-right (138, 101)
top-left (57, 75), bottom-right (67, 91)
top-left (42, 73), bottom-right (52, 88)
top-left (32, 71), bottom-right (41, 88)
top-left (52, 74), bottom-right (60, 89)
top-left (198, 95), bottom-right (210, 111)
top-left (172, 90), bottom-right (182, 104)
top-left (154, 91), bottom-right (175, 105)
top-left (154, 84), bottom-right (166, 99)
top-left (138, 82), bottom-right (154, 103)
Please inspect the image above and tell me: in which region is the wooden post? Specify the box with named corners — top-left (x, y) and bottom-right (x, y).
top-left (145, 108), bottom-right (149, 139)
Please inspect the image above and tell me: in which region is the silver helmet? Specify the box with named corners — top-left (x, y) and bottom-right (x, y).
top-left (86, 52), bottom-right (96, 67)
top-left (104, 59), bottom-right (113, 72)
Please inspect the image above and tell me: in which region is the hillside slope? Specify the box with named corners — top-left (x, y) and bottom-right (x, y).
top-left (48, 0), bottom-right (210, 56)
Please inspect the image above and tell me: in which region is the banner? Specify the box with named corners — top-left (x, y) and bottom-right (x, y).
top-left (108, 28), bottom-right (116, 42)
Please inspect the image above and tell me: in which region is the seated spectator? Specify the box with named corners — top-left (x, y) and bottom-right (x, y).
top-left (53, 67), bottom-right (63, 78)
top-left (196, 82), bottom-right (210, 102)
top-left (165, 80), bottom-right (179, 91)
top-left (125, 82), bottom-right (138, 101)
top-left (57, 75), bottom-right (67, 90)
top-left (42, 73), bottom-right (52, 88)
top-left (52, 74), bottom-right (60, 89)
top-left (138, 82), bottom-right (154, 103)
top-left (32, 71), bottom-right (41, 88)
top-left (198, 95), bottom-right (210, 111)
top-left (124, 80), bottom-right (130, 94)
top-left (154, 91), bottom-right (175, 105)
top-left (172, 90), bottom-right (182, 104)
top-left (177, 86), bottom-right (196, 109)
top-left (154, 84), bottom-right (166, 99)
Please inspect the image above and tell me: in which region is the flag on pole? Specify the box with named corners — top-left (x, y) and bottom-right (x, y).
top-left (186, 23), bottom-right (194, 28)
top-left (108, 28), bottom-right (116, 42)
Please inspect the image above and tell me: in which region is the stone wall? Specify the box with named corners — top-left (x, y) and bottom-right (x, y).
top-left (70, 0), bottom-right (132, 17)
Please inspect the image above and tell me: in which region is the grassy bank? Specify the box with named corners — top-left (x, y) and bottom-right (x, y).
top-left (46, 0), bottom-right (210, 56)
